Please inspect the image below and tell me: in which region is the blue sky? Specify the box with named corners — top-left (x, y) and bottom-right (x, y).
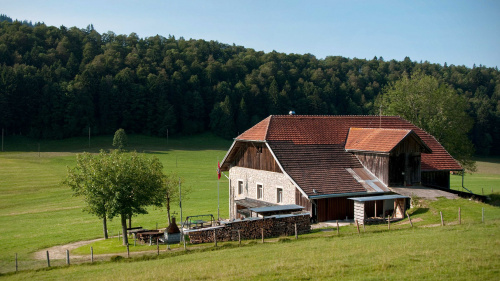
top-left (2, 0), bottom-right (499, 68)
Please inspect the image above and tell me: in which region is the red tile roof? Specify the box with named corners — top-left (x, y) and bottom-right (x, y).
top-left (268, 143), bottom-right (367, 195)
top-left (236, 115), bottom-right (462, 171)
top-left (236, 116), bottom-right (270, 141)
top-left (231, 115), bottom-right (462, 197)
top-left (345, 128), bottom-right (411, 153)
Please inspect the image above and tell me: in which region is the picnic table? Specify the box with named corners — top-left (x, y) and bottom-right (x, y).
top-left (189, 220), bottom-right (207, 229)
top-left (136, 231), bottom-right (163, 243)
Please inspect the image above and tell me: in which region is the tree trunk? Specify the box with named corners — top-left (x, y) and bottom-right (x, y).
top-left (128, 214), bottom-right (132, 229)
top-left (121, 214), bottom-right (129, 246)
top-left (103, 216), bottom-right (108, 239)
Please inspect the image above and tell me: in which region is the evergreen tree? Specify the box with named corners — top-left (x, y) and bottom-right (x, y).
top-left (113, 128), bottom-right (128, 150)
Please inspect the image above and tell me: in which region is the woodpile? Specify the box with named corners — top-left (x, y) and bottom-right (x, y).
top-left (187, 214), bottom-right (310, 244)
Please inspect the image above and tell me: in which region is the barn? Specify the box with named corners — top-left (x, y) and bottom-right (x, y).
top-left (220, 115), bottom-right (462, 222)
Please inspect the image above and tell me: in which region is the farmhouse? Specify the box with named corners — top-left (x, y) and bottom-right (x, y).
top-left (220, 115), bottom-right (462, 222)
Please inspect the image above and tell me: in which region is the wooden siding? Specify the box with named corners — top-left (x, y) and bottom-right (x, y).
top-left (392, 134), bottom-right (428, 154)
top-left (295, 188), bottom-right (312, 214)
top-left (316, 197), bottom-right (354, 222)
top-left (422, 171), bottom-right (450, 189)
top-left (388, 135), bottom-right (423, 186)
top-left (353, 153), bottom-right (389, 185)
top-left (232, 142), bottom-right (281, 172)
top-left (353, 136), bottom-right (424, 187)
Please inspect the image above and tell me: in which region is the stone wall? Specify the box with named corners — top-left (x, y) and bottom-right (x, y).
top-left (229, 166), bottom-right (296, 219)
top-left (187, 213), bottom-right (311, 244)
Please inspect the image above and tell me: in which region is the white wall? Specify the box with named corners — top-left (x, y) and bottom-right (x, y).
top-left (228, 166), bottom-right (296, 219)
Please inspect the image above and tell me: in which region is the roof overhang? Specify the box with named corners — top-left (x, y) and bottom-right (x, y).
top-left (348, 194), bottom-right (409, 202)
top-left (345, 128), bottom-right (432, 154)
top-left (249, 204), bottom-right (304, 214)
top-left (309, 191), bottom-right (388, 199)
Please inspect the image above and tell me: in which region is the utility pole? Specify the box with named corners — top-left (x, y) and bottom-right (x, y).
top-left (179, 178), bottom-right (183, 242)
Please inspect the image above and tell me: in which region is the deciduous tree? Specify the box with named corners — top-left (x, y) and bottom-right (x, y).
top-left (65, 150), bottom-right (165, 245)
top-left (378, 72), bottom-right (476, 171)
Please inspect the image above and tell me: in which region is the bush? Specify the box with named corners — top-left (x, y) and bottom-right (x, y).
top-left (110, 255), bottom-right (124, 262)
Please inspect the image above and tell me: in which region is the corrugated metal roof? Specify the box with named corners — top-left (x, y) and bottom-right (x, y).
top-left (346, 167), bottom-right (390, 192)
top-left (348, 194), bottom-right (409, 202)
top-left (250, 204), bottom-right (304, 213)
top-left (235, 198), bottom-right (277, 209)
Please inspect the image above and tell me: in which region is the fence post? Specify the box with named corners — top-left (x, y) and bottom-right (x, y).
top-left (46, 251), bottom-right (50, 267)
top-left (336, 220), bottom-right (339, 235)
top-left (127, 243), bottom-right (130, 258)
top-left (458, 207), bottom-right (461, 225)
top-left (214, 229), bottom-right (217, 247)
top-left (261, 228), bottom-right (264, 243)
top-left (355, 220), bottom-right (360, 234)
top-left (440, 211), bottom-right (444, 226)
top-left (157, 239), bottom-right (159, 255)
top-left (238, 230), bottom-right (241, 246)
top-left (91, 247), bottom-right (93, 263)
top-left (66, 249), bottom-right (70, 265)
top-left (387, 216), bottom-right (391, 230)
top-left (15, 253), bottom-right (18, 272)
top-left (183, 236), bottom-right (187, 251)
top-left (294, 223), bottom-right (298, 240)
top-left (407, 212), bottom-right (413, 228)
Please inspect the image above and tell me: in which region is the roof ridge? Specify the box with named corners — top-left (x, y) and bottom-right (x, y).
top-left (272, 115), bottom-right (403, 118)
top-left (264, 115), bottom-right (273, 140)
top-left (350, 127), bottom-right (412, 132)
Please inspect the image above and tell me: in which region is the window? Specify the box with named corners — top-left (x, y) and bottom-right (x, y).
top-left (238, 180), bottom-right (243, 195)
top-left (277, 188), bottom-right (283, 203)
top-left (257, 184), bottom-right (263, 199)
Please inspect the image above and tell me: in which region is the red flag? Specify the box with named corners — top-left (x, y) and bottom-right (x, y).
top-left (217, 161), bottom-right (221, 180)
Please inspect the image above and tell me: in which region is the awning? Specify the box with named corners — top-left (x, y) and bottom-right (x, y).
top-left (235, 198), bottom-right (277, 209)
top-left (250, 204), bottom-right (304, 214)
top-left (348, 194), bottom-right (409, 202)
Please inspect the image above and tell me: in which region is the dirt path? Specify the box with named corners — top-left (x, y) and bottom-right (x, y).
top-left (33, 237), bottom-right (192, 261)
top-left (33, 238), bottom-right (104, 260)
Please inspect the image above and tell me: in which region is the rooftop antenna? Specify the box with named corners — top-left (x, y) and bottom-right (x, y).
top-left (379, 105), bottom-right (382, 128)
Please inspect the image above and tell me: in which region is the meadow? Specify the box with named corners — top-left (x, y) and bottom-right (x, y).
top-left (0, 134), bottom-right (499, 279)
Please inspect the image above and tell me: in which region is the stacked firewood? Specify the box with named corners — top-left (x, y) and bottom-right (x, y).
top-left (187, 214), bottom-right (311, 244)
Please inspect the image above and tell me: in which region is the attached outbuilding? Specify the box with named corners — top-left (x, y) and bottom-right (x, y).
top-left (348, 194), bottom-right (409, 224)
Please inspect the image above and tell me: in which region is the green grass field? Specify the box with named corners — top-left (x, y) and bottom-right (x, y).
top-left (450, 156), bottom-right (500, 195)
top-left (1, 134), bottom-right (499, 279)
top-left (0, 133), bottom-right (231, 273)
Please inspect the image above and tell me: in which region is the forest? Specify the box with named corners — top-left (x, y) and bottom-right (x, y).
top-left (0, 18), bottom-right (499, 155)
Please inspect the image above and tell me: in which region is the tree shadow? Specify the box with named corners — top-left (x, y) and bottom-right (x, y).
top-left (410, 208), bottom-right (430, 216)
top-left (486, 193), bottom-right (500, 207)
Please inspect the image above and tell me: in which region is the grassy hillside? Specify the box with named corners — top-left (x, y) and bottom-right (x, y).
top-left (0, 133), bottom-right (231, 272)
top-left (0, 134), bottom-right (499, 279)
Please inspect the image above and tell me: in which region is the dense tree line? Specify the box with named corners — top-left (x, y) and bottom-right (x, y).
top-left (0, 20), bottom-right (499, 155)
